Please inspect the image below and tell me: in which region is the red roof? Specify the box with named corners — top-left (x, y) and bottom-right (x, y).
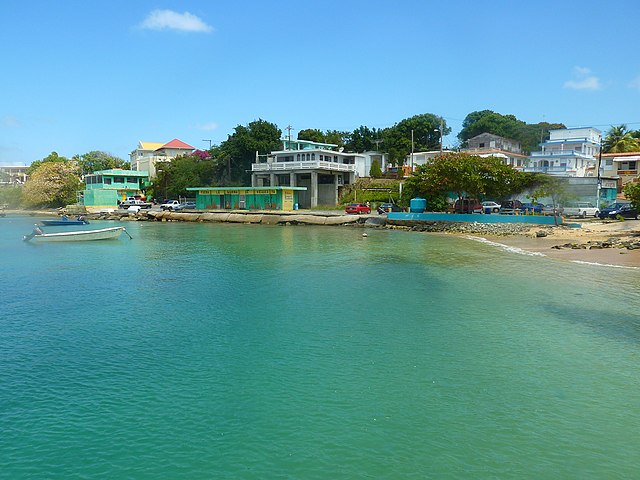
top-left (157, 139), bottom-right (195, 150)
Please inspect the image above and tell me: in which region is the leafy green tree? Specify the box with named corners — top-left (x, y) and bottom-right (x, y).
top-left (0, 186), bottom-right (23, 208)
top-left (22, 161), bottom-right (81, 207)
top-left (458, 110), bottom-right (564, 154)
top-left (214, 119), bottom-right (282, 184)
top-left (369, 159), bottom-right (382, 178)
top-left (26, 151), bottom-right (69, 175)
top-left (345, 126), bottom-right (382, 152)
top-left (324, 130), bottom-right (348, 148)
top-left (153, 155), bottom-right (216, 199)
top-left (297, 128), bottom-right (325, 143)
top-left (603, 125), bottom-right (640, 153)
top-left (623, 182), bottom-right (640, 208)
top-left (403, 153), bottom-right (535, 210)
top-left (74, 151), bottom-right (129, 175)
top-left (383, 113), bottom-right (450, 165)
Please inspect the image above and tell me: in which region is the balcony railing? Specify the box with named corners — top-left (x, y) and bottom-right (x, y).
top-left (252, 160), bottom-right (356, 172)
top-left (530, 150), bottom-right (592, 159)
top-left (523, 166), bottom-right (570, 173)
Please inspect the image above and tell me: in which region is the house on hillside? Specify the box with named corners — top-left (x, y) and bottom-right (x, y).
top-left (526, 127), bottom-right (601, 177)
top-left (0, 165), bottom-right (28, 185)
top-left (462, 133), bottom-right (528, 168)
top-left (129, 139), bottom-right (195, 178)
top-left (251, 138), bottom-right (374, 208)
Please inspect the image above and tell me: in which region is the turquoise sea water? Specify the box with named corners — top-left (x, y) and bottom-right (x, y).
top-left (1, 215), bottom-right (639, 479)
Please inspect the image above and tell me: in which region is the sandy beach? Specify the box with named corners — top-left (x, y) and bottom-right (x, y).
top-left (495, 219), bottom-right (640, 268)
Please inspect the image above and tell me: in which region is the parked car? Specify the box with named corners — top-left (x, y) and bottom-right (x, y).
top-left (499, 200), bottom-right (524, 214)
top-left (174, 202), bottom-right (196, 211)
top-left (161, 200), bottom-right (181, 211)
top-left (481, 201), bottom-right (501, 213)
top-left (598, 203), bottom-right (638, 220)
top-left (519, 202), bottom-right (544, 214)
top-left (563, 202), bottom-right (599, 218)
top-left (119, 198), bottom-right (152, 209)
top-left (345, 203), bottom-right (371, 214)
top-left (542, 204), bottom-right (563, 216)
top-left (453, 198), bottom-right (482, 213)
top-left (377, 203), bottom-right (403, 214)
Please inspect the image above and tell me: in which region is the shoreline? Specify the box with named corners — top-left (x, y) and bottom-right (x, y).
top-left (7, 208), bottom-right (640, 268)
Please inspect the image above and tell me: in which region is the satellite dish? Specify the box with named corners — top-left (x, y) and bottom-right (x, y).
top-left (338, 147), bottom-right (344, 152)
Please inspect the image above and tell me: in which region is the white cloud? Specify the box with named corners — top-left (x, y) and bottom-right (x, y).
top-left (196, 122), bottom-right (219, 131)
top-left (140, 10), bottom-right (213, 33)
top-left (629, 75), bottom-right (640, 91)
top-left (563, 66), bottom-right (601, 91)
top-left (1, 116), bottom-right (20, 128)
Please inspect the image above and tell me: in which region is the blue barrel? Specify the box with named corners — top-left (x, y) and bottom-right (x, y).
top-left (410, 197), bottom-right (427, 213)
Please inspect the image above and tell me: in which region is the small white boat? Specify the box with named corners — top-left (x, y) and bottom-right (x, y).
top-left (24, 226), bottom-right (128, 242)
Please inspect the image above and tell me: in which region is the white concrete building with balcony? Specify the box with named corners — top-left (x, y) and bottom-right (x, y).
top-left (526, 127), bottom-right (601, 177)
top-left (129, 139), bottom-right (195, 179)
top-left (251, 139), bottom-right (368, 208)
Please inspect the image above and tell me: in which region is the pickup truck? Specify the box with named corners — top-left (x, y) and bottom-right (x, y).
top-left (562, 202), bottom-right (599, 218)
top-left (119, 198), bottom-right (152, 209)
top-left (161, 200), bottom-right (181, 211)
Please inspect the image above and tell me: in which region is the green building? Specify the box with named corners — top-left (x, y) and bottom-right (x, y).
top-left (187, 186), bottom-right (307, 211)
top-left (82, 169), bottom-right (150, 212)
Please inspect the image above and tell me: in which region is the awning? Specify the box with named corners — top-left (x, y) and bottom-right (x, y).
top-left (612, 156), bottom-right (640, 162)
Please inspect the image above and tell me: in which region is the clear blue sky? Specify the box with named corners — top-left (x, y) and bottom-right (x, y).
top-left (1, 0), bottom-right (639, 166)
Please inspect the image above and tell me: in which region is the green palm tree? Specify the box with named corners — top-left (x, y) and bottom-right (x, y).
top-left (603, 125), bottom-right (640, 153)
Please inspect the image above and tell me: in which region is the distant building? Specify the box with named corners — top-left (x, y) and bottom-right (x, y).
top-left (129, 139), bottom-right (195, 178)
top-left (82, 169), bottom-right (150, 212)
top-left (251, 138), bottom-right (374, 208)
top-left (0, 165), bottom-right (28, 186)
top-left (527, 127), bottom-right (601, 177)
top-left (599, 151), bottom-right (640, 190)
top-left (462, 133), bottom-right (528, 168)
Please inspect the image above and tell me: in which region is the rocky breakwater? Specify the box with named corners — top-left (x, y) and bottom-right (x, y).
top-left (85, 209), bottom-right (365, 226)
top-left (385, 220), bottom-right (536, 236)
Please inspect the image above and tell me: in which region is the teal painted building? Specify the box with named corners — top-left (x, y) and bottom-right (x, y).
top-left (187, 186), bottom-right (307, 211)
top-left (82, 169), bottom-right (150, 211)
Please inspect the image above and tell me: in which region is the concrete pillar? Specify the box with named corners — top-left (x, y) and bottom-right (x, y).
top-left (251, 174), bottom-right (256, 187)
top-left (333, 174), bottom-right (339, 206)
top-left (289, 172), bottom-right (296, 187)
top-left (310, 171), bottom-right (318, 208)
top-left (270, 173), bottom-right (276, 187)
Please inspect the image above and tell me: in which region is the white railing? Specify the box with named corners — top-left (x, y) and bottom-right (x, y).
top-left (252, 161), bottom-right (356, 172)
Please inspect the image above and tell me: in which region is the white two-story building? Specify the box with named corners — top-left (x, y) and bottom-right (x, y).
top-left (130, 139), bottom-right (195, 179)
top-left (251, 139), bottom-right (379, 208)
top-left (527, 127), bottom-right (601, 177)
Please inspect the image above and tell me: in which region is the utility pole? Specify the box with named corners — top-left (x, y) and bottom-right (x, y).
top-left (202, 139), bottom-right (212, 150)
top-left (411, 129), bottom-right (414, 172)
top-left (596, 135), bottom-right (603, 210)
top-left (286, 125), bottom-right (294, 149)
top-left (439, 119), bottom-right (444, 154)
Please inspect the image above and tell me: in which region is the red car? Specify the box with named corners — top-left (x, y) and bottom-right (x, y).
top-left (345, 203), bottom-right (371, 214)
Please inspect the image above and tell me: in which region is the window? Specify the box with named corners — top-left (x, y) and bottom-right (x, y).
top-left (629, 161), bottom-right (637, 170)
top-left (297, 154), bottom-right (300, 161)
top-left (311, 153), bottom-right (315, 160)
top-left (306, 153), bottom-right (310, 161)
top-left (114, 176), bottom-right (124, 183)
top-left (320, 155), bottom-right (323, 161)
top-left (127, 177), bottom-right (138, 184)
top-left (479, 143), bottom-right (485, 148)
top-left (103, 177), bottom-right (112, 185)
